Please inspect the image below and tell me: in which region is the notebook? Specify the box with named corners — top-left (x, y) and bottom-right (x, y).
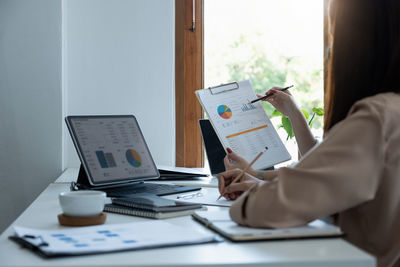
top-left (111, 193), bottom-right (202, 212)
top-left (104, 204), bottom-right (201, 219)
top-left (192, 210), bottom-right (344, 242)
top-left (65, 115), bottom-right (200, 197)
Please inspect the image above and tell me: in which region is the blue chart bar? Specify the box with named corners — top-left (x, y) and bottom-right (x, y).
top-left (105, 152), bottom-right (117, 167)
top-left (241, 103), bottom-right (256, 112)
top-left (96, 151), bottom-right (109, 168)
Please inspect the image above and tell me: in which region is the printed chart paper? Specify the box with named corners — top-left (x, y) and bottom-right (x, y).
top-left (196, 80), bottom-right (290, 169)
top-left (13, 221), bottom-right (217, 255)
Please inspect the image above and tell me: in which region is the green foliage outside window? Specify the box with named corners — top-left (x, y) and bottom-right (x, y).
top-left (271, 108), bottom-right (324, 140)
top-left (225, 34), bottom-right (324, 135)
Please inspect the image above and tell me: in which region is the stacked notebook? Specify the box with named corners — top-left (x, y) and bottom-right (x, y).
top-left (104, 193), bottom-right (203, 219)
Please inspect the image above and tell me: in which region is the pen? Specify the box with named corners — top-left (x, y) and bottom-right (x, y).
top-left (249, 85), bottom-right (294, 104)
top-left (217, 151), bottom-right (264, 200)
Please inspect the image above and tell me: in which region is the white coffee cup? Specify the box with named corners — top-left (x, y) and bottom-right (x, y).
top-left (59, 190), bottom-right (106, 217)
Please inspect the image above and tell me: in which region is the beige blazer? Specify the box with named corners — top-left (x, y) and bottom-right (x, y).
top-left (230, 93), bottom-right (400, 267)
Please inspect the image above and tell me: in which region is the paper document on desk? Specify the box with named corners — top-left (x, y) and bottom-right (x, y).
top-left (166, 188), bottom-right (232, 207)
top-left (9, 221), bottom-right (219, 258)
top-left (169, 177), bottom-right (219, 188)
top-left (192, 210), bottom-right (343, 242)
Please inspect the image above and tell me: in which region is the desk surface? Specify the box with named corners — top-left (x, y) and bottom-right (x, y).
top-left (0, 169), bottom-right (375, 267)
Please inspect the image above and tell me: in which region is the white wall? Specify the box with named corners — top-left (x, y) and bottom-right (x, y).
top-left (0, 0), bottom-right (62, 233)
top-left (0, 0), bottom-right (174, 234)
top-left (63, 0), bottom-right (175, 168)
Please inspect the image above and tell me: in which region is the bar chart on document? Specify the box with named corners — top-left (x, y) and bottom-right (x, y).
top-left (196, 80), bottom-right (291, 169)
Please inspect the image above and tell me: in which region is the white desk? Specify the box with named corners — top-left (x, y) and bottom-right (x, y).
top-left (0, 169), bottom-right (376, 267)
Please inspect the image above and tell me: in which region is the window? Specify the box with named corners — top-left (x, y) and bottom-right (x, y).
top-left (175, 0), bottom-right (328, 166)
top-left (205, 0), bottom-right (324, 161)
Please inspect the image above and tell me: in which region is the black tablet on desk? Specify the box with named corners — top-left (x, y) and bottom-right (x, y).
top-left (65, 115), bottom-right (200, 196)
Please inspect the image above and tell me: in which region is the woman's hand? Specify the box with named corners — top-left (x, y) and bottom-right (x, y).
top-left (224, 148), bottom-right (248, 170)
top-left (257, 87), bottom-right (299, 118)
top-left (217, 169), bottom-right (261, 200)
top-left (259, 86), bottom-right (318, 156)
top-left (224, 148), bottom-right (258, 177)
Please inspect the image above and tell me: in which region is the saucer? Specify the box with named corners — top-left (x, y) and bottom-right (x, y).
top-left (58, 212), bottom-right (107, 226)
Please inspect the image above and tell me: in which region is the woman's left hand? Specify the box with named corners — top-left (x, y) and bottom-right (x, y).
top-left (224, 148), bottom-right (257, 177)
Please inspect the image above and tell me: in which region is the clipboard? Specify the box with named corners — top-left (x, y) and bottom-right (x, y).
top-left (208, 82), bottom-right (239, 95)
top-left (196, 80), bottom-right (291, 170)
top-left (9, 221), bottom-right (220, 258)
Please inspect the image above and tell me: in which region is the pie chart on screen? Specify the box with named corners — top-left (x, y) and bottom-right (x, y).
top-left (126, 149), bottom-right (142, 167)
top-left (217, 105), bottom-right (232, 119)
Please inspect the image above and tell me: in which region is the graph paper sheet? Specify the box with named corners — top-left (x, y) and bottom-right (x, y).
top-left (196, 80), bottom-right (290, 170)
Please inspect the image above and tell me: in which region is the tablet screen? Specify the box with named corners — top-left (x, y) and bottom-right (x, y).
top-left (66, 115), bottom-right (159, 185)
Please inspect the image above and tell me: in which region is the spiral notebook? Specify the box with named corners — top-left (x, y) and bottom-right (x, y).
top-left (111, 193), bottom-right (203, 212)
top-left (104, 194), bottom-right (203, 219)
top-left (104, 204), bottom-right (200, 219)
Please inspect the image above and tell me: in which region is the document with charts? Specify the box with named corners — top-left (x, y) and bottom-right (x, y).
top-left (196, 80), bottom-right (290, 169)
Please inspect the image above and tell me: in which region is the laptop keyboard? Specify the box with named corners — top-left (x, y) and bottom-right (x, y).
top-left (102, 183), bottom-right (200, 197)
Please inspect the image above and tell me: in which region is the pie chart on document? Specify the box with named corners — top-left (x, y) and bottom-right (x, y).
top-left (217, 105), bottom-right (232, 119)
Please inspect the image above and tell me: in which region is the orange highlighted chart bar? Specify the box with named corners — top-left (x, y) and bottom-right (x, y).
top-left (226, 124), bottom-right (268, 139)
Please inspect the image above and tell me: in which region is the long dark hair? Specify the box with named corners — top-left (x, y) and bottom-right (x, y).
top-left (324, 0), bottom-right (400, 132)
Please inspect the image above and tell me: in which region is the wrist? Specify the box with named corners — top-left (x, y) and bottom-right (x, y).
top-left (288, 105), bottom-right (305, 121)
top-left (288, 103), bottom-right (304, 120)
top-left (247, 168), bottom-right (258, 177)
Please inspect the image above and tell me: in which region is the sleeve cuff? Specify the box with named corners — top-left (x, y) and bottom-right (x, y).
top-left (229, 183), bottom-right (259, 225)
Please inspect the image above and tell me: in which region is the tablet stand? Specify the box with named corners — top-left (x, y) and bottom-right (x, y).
top-left (76, 164), bottom-right (92, 189)
top-left (73, 164), bottom-right (142, 191)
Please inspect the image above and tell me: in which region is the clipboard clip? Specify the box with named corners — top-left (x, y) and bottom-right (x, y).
top-left (22, 234), bottom-right (49, 247)
top-left (208, 82), bottom-right (239, 95)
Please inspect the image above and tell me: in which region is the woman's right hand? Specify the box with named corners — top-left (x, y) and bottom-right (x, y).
top-left (217, 169), bottom-right (261, 200)
top-left (257, 87), bottom-right (299, 117)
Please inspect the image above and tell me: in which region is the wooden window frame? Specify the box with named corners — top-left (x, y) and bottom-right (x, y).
top-left (175, 0), bottom-right (204, 167)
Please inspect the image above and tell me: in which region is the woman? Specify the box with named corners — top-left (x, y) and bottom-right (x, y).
top-left (217, 0), bottom-right (400, 266)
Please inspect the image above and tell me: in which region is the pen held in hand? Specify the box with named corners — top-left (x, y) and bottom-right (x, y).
top-left (217, 151), bottom-right (264, 200)
top-left (248, 85), bottom-right (294, 104)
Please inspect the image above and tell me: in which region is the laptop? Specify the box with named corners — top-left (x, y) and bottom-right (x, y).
top-left (65, 115), bottom-right (200, 197)
top-left (199, 119), bottom-right (226, 177)
top-left (199, 119), bottom-right (274, 176)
